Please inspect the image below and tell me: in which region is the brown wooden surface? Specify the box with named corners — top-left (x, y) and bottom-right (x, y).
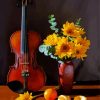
top-left (0, 85), bottom-right (100, 100)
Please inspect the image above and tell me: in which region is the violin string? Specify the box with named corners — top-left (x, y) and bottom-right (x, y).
top-left (22, 2), bottom-right (27, 73)
top-left (21, 0), bottom-right (29, 73)
top-left (23, 5), bottom-right (26, 72)
top-left (25, 4), bottom-right (28, 73)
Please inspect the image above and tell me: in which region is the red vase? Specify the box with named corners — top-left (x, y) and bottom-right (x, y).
top-left (58, 61), bottom-right (74, 94)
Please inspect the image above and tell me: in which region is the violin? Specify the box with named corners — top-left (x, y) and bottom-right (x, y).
top-left (7, 0), bottom-right (46, 91)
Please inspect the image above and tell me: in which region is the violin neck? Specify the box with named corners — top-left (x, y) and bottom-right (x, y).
top-left (21, 0), bottom-right (28, 54)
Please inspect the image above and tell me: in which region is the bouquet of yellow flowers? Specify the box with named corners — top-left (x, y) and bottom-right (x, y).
top-left (39, 15), bottom-right (90, 62)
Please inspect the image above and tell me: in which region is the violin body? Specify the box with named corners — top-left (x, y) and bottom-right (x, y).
top-left (7, 31), bottom-right (46, 91)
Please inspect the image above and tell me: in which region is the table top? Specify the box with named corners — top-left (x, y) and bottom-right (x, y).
top-left (0, 85), bottom-right (100, 100)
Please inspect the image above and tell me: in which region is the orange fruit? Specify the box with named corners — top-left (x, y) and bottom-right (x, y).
top-left (58, 95), bottom-right (71, 100)
top-left (44, 88), bottom-right (58, 100)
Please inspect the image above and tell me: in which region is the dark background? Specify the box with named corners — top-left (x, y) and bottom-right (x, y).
top-left (0, 0), bottom-right (100, 85)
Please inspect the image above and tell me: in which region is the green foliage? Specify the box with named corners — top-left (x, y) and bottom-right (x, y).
top-left (75, 18), bottom-right (82, 26)
top-left (48, 14), bottom-right (59, 33)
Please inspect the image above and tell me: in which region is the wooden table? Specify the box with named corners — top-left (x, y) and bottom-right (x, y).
top-left (0, 85), bottom-right (100, 100)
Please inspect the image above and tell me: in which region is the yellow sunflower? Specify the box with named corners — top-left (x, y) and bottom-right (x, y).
top-left (15, 91), bottom-right (33, 100)
top-left (62, 21), bottom-right (85, 37)
top-left (74, 37), bottom-right (90, 50)
top-left (74, 44), bottom-right (87, 60)
top-left (55, 37), bottom-right (74, 59)
top-left (44, 33), bottom-right (60, 46)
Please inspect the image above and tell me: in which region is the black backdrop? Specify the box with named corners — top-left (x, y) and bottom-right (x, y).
top-left (0, 0), bottom-right (100, 85)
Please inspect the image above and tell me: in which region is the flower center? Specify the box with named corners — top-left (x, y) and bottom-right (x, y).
top-left (76, 50), bottom-right (80, 54)
top-left (61, 44), bottom-right (70, 52)
top-left (67, 29), bottom-right (73, 34)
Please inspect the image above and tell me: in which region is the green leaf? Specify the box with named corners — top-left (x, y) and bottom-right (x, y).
top-left (75, 18), bottom-right (82, 26)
